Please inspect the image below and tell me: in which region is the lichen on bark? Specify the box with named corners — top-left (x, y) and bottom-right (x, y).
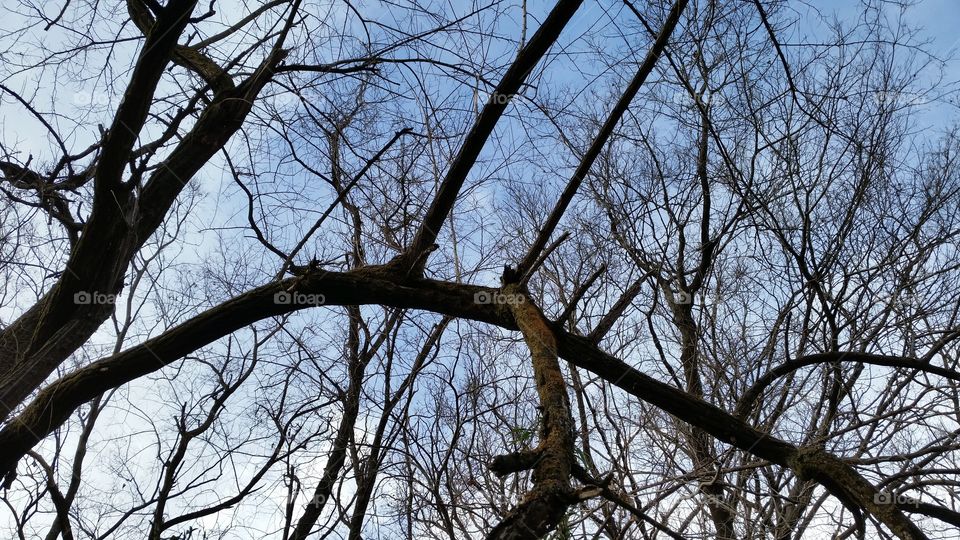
top-left (486, 282), bottom-right (580, 539)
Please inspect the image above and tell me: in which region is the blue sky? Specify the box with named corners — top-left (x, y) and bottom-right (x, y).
top-left (1, 1), bottom-right (959, 537)
top-left (805, 0), bottom-right (960, 129)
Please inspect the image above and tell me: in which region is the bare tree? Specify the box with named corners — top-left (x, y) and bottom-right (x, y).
top-left (1, 0), bottom-right (959, 538)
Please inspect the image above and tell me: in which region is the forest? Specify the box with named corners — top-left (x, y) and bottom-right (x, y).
top-left (1, 0), bottom-right (959, 538)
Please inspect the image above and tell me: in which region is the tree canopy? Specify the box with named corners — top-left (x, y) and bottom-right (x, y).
top-left (1, 0), bottom-right (959, 538)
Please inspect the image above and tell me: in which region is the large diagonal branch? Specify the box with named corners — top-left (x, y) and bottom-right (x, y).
top-left (0, 268), bottom-right (943, 537)
top-left (0, 0), bottom-right (199, 417)
top-left (397, 0), bottom-right (583, 275)
top-left (516, 0), bottom-right (688, 276)
top-left (96, 0), bottom-right (199, 195)
top-left (0, 13), bottom-right (291, 420)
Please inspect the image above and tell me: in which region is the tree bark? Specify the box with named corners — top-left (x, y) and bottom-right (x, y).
top-left (486, 282), bottom-right (577, 539)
